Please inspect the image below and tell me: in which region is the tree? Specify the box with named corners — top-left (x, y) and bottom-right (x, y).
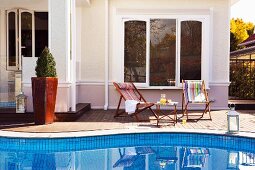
top-left (230, 18), bottom-right (254, 51)
top-left (35, 47), bottom-right (57, 77)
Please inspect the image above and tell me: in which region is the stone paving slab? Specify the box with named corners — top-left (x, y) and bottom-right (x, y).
top-left (0, 109), bottom-right (254, 133)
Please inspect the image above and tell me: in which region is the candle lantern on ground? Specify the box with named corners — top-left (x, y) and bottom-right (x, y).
top-left (16, 92), bottom-right (27, 113)
top-left (227, 104), bottom-right (240, 133)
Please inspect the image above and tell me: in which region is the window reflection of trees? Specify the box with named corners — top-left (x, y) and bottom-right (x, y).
top-left (124, 20), bottom-right (202, 85)
top-left (180, 21), bottom-right (202, 81)
top-left (150, 19), bottom-right (176, 86)
top-left (124, 21), bottom-right (146, 83)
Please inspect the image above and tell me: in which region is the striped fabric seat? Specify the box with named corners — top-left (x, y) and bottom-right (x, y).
top-left (182, 80), bottom-right (212, 121)
top-left (184, 80), bottom-right (206, 103)
top-left (115, 83), bottom-right (140, 101)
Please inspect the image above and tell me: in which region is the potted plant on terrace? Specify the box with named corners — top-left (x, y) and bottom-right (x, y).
top-left (32, 47), bottom-right (58, 125)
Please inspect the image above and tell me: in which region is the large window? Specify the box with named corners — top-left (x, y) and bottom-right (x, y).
top-left (124, 20), bottom-right (146, 83)
top-left (150, 19), bottom-right (176, 86)
top-left (180, 21), bottom-right (202, 81)
top-left (122, 16), bottom-right (209, 88)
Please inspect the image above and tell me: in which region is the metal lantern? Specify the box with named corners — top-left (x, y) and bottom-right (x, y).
top-left (227, 104), bottom-right (240, 133)
top-left (16, 92), bottom-right (27, 113)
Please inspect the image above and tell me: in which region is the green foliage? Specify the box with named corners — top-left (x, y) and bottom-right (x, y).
top-left (230, 18), bottom-right (254, 51)
top-left (229, 61), bottom-right (255, 99)
top-left (35, 47), bottom-right (57, 77)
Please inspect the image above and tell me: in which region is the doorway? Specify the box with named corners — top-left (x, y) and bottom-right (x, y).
top-left (0, 9), bottom-right (48, 108)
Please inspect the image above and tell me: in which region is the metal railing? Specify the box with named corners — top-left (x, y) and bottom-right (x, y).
top-left (229, 57), bottom-right (255, 99)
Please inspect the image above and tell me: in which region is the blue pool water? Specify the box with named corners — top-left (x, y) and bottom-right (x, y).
top-left (1, 133), bottom-right (255, 169)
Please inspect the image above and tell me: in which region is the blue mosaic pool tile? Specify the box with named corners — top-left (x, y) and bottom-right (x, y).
top-left (0, 101), bottom-right (16, 108)
top-left (0, 133), bottom-right (254, 153)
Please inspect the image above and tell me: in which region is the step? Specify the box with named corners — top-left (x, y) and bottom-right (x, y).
top-left (0, 103), bottom-right (91, 122)
top-left (55, 103), bottom-right (91, 122)
top-left (228, 100), bottom-right (255, 110)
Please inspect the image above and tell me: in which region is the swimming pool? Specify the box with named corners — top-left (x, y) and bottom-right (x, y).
top-left (1, 132), bottom-right (255, 169)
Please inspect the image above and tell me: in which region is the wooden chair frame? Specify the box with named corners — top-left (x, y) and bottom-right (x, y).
top-left (113, 82), bottom-right (158, 121)
top-left (182, 80), bottom-right (212, 121)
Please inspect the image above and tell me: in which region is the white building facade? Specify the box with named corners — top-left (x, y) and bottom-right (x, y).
top-left (0, 0), bottom-right (232, 112)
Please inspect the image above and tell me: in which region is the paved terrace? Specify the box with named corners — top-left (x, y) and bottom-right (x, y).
top-left (0, 109), bottom-right (254, 133)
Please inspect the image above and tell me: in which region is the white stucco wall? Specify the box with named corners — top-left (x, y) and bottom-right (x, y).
top-left (0, 0), bottom-right (231, 110)
top-left (78, 0), bottom-right (230, 83)
top-left (49, 0), bottom-right (70, 83)
top-left (108, 0), bottom-right (230, 84)
top-left (78, 0), bottom-right (230, 109)
top-left (80, 0), bottom-right (105, 82)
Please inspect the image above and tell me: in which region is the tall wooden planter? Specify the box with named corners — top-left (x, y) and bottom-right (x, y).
top-left (32, 77), bottom-right (58, 125)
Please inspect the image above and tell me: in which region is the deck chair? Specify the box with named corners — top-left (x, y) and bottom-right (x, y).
top-left (182, 80), bottom-right (212, 121)
top-left (113, 82), bottom-right (158, 121)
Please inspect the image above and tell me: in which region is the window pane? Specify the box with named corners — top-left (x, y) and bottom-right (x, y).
top-left (35, 12), bottom-right (48, 57)
top-left (150, 19), bottom-right (176, 86)
top-left (180, 21), bottom-right (202, 81)
top-left (21, 12), bottom-right (32, 57)
top-left (8, 12), bottom-right (16, 66)
top-left (124, 21), bottom-right (146, 83)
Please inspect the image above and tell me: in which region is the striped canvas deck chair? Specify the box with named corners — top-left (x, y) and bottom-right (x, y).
top-left (182, 80), bottom-right (212, 121)
top-left (113, 82), bottom-right (158, 121)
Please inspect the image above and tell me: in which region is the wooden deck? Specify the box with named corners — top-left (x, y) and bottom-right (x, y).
top-left (0, 109), bottom-right (254, 133)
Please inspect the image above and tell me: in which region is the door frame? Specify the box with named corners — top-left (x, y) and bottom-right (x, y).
top-left (6, 8), bottom-right (35, 71)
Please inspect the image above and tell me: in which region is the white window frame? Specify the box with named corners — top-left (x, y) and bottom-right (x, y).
top-left (121, 18), bottom-right (150, 87)
top-left (6, 9), bottom-right (36, 71)
top-left (117, 13), bottom-right (210, 89)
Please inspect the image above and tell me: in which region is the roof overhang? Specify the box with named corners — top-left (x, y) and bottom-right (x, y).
top-left (76, 0), bottom-right (91, 7)
top-left (230, 46), bottom-right (255, 57)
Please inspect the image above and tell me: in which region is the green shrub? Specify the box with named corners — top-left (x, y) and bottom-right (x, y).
top-left (35, 47), bottom-right (57, 77)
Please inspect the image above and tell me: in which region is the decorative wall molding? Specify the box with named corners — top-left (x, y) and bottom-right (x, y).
top-left (77, 81), bottom-right (105, 85)
top-left (116, 8), bottom-right (211, 15)
top-left (76, 80), bottom-right (230, 88)
top-left (209, 81), bottom-right (230, 86)
top-left (23, 82), bottom-right (72, 88)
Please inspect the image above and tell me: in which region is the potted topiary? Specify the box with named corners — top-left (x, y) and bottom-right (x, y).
top-left (32, 47), bottom-right (58, 125)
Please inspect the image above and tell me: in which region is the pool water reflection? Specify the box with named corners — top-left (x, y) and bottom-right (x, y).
top-left (2, 146), bottom-right (255, 170)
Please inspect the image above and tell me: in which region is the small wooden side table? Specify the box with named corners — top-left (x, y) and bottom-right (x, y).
top-left (155, 101), bottom-right (178, 127)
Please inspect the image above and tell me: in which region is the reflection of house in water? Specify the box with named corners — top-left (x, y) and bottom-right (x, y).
top-left (230, 34), bottom-right (255, 99)
top-left (1, 147), bottom-right (255, 169)
top-left (179, 147), bottom-right (210, 170)
top-left (239, 152), bottom-right (255, 167)
top-left (4, 152), bottom-right (74, 169)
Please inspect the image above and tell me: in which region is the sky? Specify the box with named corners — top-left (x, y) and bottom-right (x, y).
top-left (231, 0), bottom-right (255, 23)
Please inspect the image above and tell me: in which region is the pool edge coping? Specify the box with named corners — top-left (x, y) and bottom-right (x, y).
top-left (0, 128), bottom-right (255, 139)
